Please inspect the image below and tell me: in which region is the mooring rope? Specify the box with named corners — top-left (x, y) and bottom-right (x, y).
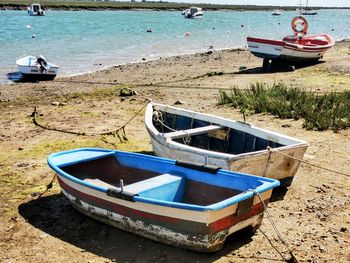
top-left (152, 110), bottom-right (192, 146)
top-left (53, 78), bottom-right (343, 94)
top-left (266, 146), bottom-right (350, 178)
top-left (31, 101), bottom-right (148, 141)
top-left (251, 190), bottom-right (299, 263)
top-left (36, 175), bottom-right (56, 199)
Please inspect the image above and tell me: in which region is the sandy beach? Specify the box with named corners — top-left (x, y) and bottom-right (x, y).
top-left (0, 41), bottom-right (349, 262)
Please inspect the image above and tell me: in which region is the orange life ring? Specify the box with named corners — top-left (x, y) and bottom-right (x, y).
top-left (291, 16), bottom-right (308, 35)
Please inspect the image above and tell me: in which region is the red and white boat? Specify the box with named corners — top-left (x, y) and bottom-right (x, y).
top-left (247, 16), bottom-right (334, 64)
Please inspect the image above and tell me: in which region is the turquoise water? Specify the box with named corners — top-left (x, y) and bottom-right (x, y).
top-left (1, 9), bottom-right (349, 82)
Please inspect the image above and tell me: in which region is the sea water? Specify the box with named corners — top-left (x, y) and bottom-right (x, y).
top-left (0, 9), bottom-right (349, 82)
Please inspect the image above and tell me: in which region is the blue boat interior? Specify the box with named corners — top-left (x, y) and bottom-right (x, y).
top-left (56, 150), bottom-right (268, 208)
top-left (152, 110), bottom-right (285, 154)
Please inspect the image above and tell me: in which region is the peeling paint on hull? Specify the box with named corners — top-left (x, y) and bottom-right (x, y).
top-left (58, 176), bottom-right (267, 252)
top-left (145, 103), bottom-right (309, 186)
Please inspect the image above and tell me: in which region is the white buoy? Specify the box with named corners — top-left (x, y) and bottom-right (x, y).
top-left (26, 25), bottom-right (32, 29)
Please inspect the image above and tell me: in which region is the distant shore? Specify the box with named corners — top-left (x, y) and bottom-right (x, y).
top-left (1, 0), bottom-right (349, 12)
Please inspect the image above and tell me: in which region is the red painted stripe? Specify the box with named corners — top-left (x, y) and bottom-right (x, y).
top-left (283, 45), bottom-right (325, 53)
top-left (247, 37), bottom-right (284, 47)
top-left (208, 201), bottom-right (265, 233)
top-left (57, 177), bottom-right (181, 224)
top-left (284, 42), bottom-right (329, 52)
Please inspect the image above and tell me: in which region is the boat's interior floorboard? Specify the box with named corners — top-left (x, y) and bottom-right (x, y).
top-left (183, 180), bottom-right (242, 206)
top-left (154, 110), bottom-right (285, 155)
top-left (61, 156), bottom-right (158, 186)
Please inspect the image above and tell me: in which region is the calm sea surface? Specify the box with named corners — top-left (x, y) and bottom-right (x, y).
top-left (1, 9), bottom-right (349, 82)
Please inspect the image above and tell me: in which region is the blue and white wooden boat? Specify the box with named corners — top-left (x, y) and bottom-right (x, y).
top-left (48, 148), bottom-right (279, 252)
top-left (145, 102), bottom-right (308, 187)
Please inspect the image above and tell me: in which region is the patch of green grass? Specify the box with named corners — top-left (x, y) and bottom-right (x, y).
top-left (81, 111), bottom-right (102, 118)
top-left (219, 82), bottom-right (350, 131)
top-left (18, 137), bottom-right (107, 160)
top-left (70, 85), bottom-right (124, 101)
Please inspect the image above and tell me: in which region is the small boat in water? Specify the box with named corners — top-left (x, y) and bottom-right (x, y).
top-left (272, 9), bottom-right (282, 16)
top-left (247, 16), bottom-right (334, 66)
top-left (16, 55), bottom-right (59, 80)
top-left (27, 3), bottom-right (45, 16)
top-left (145, 102), bottom-right (308, 187)
top-left (297, 0), bottom-right (317, 15)
top-left (184, 6), bottom-right (204, 19)
top-left (48, 148), bottom-right (279, 252)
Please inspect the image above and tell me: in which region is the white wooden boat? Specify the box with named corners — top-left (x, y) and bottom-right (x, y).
top-left (27, 3), bottom-right (45, 16)
top-left (247, 16), bottom-right (334, 65)
top-left (184, 6), bottom-right (204, 19)
top-left (16, 55), bottom-right (59, 80)
top-left (145, 102), bottom-right (308, 187)
top-left (48, 148), bottom-right (279, 252)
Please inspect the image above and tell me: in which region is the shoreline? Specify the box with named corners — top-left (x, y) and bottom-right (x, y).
top-left (3, 39), bottom-right (349, 85)
top-left (1, 45), bottom-right (247, 85)
top-left (58, 45), bottom-right (247, 81)
top-left (52, 38), bottom-right (350, 80)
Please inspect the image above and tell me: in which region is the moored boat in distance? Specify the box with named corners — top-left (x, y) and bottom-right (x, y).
top-left (184, 6), bottom-right (203, 19)
top-left (27, 3), bottom-right (45, 16)
top-left (145, 102), bottom-right (308, 187)
top-left (48, 148), bottom-right (280, 252)
top-left (272, 9), bottom-right (282, 16)
top-left (247, 16), bottom-right (334, 66)
top-left (16, 55), bottom-right (59, 80)
top-left (297, 0), bottom-right (317, 15)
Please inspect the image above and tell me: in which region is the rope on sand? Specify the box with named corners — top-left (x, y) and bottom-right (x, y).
top-left (252, 190), bottom-right (299, 263)
top-left (54, 79), bottom-right (344, 94)
top-left (36, 175), bottom-right (56, 199)
top-left (31, 101), bottom-right (149, 142)
top-left (54, 78), bottom-right (233, 91)
top-left (266, 146), bottom-right (350, 178)
top-left (32, 102), bottom-right (148, 199)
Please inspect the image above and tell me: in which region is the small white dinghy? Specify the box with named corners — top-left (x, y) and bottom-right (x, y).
top-left (16, 55), bottom-right (59, 80)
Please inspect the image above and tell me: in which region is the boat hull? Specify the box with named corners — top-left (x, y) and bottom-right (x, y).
top-left (145, 103), bottom-right (308, 186)
top-left (16, 55), bottom-right (58, 80)
top-left (58, 176), bottom-right (267, 252)
top-left (28, 11), bottom-right (45, 16)
top-left (247, 35), bottom-right (334, 62)
top-left (48, 148), bottom-right (279, 252)
top-left (17, 65), bottom-right (58, 80)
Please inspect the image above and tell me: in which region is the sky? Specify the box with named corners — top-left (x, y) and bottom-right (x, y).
top-left (166, 1), bottom-right (350, 7)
